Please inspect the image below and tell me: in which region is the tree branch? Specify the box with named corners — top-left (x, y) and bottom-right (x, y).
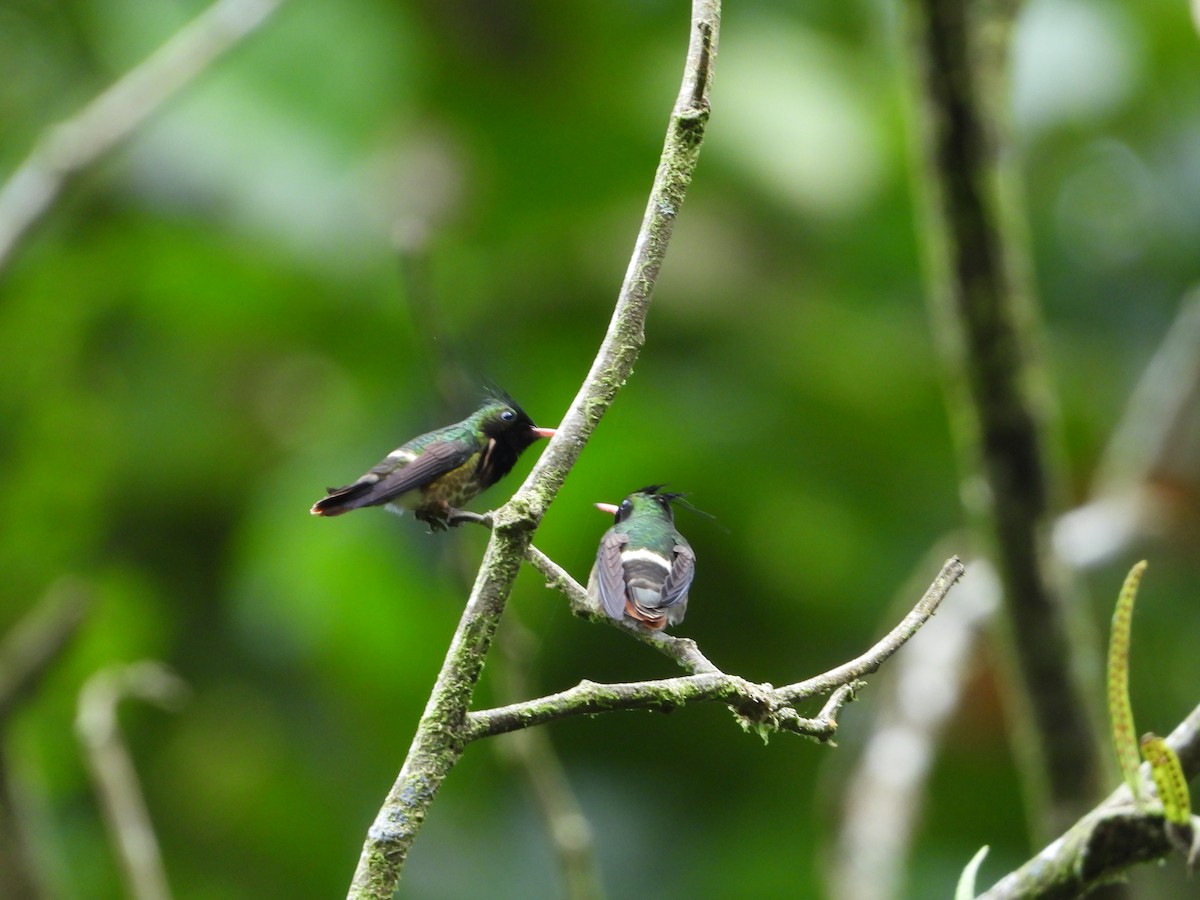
top-left (464, 558), bottom-right (963, 743)
top-left (491, 620), bottom-right (604, 900)
top-left (0, 0), bottom-right (287, 274)
top-left (398, 195), bottom-right (605, 900)
top-left (980, 702), bottom-right (1200, 899)
top-left (827, 548), bottom-right (998, 900)
top-left (0, 581), bottom-right (90, 900)
top-left (902, 0), bottom-right (1105, 836)
top-left (464, 675), bottom-right (865, 745)
top-left (778, 555), bottom-right (965, 703)
top-left (346, 5), bottom-right (721, 897)
top-left (530, 547), bottom-right (966, 702)
top-left (76, 662), bottom-right (188, 900)
top-left (0, 580), bottom-right (90, 724)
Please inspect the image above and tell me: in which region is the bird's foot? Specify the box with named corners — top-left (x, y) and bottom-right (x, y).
top-left (415, 510), bottom-right (451, 532)
top-left (445, 510), bottom-right (494, 529)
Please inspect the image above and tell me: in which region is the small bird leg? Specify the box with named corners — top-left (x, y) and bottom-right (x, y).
top-left (415, 506), bottom-right (451, 532)
top-left (446, 510), bottom-right (493, 528)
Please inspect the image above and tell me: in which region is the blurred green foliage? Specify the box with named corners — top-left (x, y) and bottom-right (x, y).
top-left (2, 0), bottom-right (1198, 897)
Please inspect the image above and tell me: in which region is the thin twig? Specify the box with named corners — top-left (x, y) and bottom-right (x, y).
top-left (778, 556), bottom-right (965, 703)
top-left (0, 0), bottom-right (287, 273)
top-left (527, 540), bottom-right (964, 689)
top-left (346, 6), bottom-right (721, 898)
top-left (76, 662), bottom-right (188, 900)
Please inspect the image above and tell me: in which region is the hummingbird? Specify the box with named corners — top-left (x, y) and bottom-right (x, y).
top-left (310, 389), bottom-right (555, 529)
top-left (587, 486), bottom-right (695, 630)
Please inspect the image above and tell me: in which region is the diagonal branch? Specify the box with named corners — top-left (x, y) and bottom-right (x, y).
top-left (0, 0), bottom-right (288, 274)
top-left (0, 580), bottom-right (90, 723)
top-left (980, 702), bottom-right (1200, 899)
top-left (778, 556), bottom-right (965, 703)
top-left (347, 6), bottom-right (721, 898)
top-left (399, 190), bottom-right (604, 900)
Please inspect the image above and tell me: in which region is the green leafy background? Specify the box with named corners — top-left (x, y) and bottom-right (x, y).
top-left (2, 1), bottom-right (1198, 897)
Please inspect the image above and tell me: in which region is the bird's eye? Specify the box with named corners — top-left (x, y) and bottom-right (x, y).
top-left (619, 499), bottom-right (633, 516)
top-left (500, 409), bottom-right (515, 422)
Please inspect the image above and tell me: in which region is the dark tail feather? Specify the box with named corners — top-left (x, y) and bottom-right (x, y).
top-left (310, 481), bottom-right (376, 516)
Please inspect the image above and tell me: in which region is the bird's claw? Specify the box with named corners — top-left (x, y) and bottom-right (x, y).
top-left (446, 510), bottom-right (493, 529)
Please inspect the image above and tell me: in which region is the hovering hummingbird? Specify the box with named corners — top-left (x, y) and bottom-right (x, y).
top-left (310, 389), bottom-right (555, 529)
top-left (587, 486), bottom-right (695, 630)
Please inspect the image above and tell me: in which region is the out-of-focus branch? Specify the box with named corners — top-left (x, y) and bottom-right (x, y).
top-left (492, 621), bottom-right (604, 900)
top-left (1055, 291), bottom-right (1200, 569)
top-left (76, 661), bottom-right (188, 900)
top-left (347, 6), bottom-right (721, 898)
top-left (829, 287), bottom-right (1200, 900)
top-left (902, 0), bottom-right (1105, 835)
top-left (0, 581), bottom-right (90, 723)
top-left (0, 581), bottom-right (91, 900)
top-left (0, 754), bottom-right (44, 900)
top-left (826, 552), bottom-right (998, 900)
top-left (979, 702), bottom-right (1200, 899)
top-left (0, 0), bottom-right (288, 273)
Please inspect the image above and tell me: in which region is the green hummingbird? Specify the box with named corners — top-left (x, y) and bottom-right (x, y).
top-left (310, 389), bottom-right (555, 529)
top-left (587, 486), bottom-right (695, 630)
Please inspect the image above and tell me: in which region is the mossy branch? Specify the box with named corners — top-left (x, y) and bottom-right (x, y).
top-left (465, 677), bottom-right (863, 744)
top-left (493, 551), bottom-right (963, 741)
top-left (978, 702), bottom-right (1200, 899)
top-left (346, 5), bottom-right (721, 898)
top-left (465, 555), bottom-right (960, 742)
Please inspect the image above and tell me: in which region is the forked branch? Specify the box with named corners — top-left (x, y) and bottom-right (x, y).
top-left (347, 5), bottom-right (721, 898)
top-left (467, 557), bottom-right (964, 742)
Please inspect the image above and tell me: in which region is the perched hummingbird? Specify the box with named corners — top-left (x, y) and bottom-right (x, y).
top-left (310, 389), bottom-right (555, 529)
top-left (587, 486), bottom-right (695, 630)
